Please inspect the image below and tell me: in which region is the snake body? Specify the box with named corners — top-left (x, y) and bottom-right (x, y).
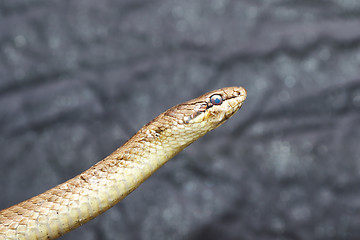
top-left (0, 86), bottom-right (247, 240)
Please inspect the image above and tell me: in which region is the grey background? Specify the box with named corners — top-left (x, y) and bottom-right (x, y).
top-left (1, 0), bottom-right (360, 239)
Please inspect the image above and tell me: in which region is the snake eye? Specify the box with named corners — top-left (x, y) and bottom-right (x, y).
top-left (210, 94), bottom-right (223, 105)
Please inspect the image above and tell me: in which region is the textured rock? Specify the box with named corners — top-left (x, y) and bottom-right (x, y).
top-left (1, 0), bottom-right (360, 239)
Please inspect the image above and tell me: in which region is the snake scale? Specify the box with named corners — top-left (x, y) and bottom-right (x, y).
top-left (0, 86), bottom-right (247, 239)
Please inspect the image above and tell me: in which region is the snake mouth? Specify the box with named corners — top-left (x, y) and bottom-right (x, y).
top-left (224, 87), bottom-right (247, 116)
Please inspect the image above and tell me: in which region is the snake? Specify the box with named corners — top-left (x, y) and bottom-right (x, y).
top-left (0, 86), bottom-right (247, 240)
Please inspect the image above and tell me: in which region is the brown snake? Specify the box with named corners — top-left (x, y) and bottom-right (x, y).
top-left (0, 86), bottom-right (247, 239)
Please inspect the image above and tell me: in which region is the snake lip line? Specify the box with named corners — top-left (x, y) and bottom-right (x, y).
top-left (0, 86), bottom-right (247, 240)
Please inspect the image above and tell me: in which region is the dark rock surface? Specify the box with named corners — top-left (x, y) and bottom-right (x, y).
top-left (1, 0), bottom-right (360, 239)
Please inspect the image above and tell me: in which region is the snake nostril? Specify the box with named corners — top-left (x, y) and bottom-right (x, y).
top-left (234, 87), bottom-right (247, 98)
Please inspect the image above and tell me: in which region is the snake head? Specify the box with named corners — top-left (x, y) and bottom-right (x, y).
top-left (182, 86), bottom-right (247, 127)
top-left (143, 86), bottom-right (247, 144)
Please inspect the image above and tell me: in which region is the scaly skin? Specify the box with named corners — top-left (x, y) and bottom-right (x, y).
top-left (0, 86), bottom-right (247, 240)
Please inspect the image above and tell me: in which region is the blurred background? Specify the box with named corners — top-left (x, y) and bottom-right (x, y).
top-left (1, 0), bottom-right (360, 239)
